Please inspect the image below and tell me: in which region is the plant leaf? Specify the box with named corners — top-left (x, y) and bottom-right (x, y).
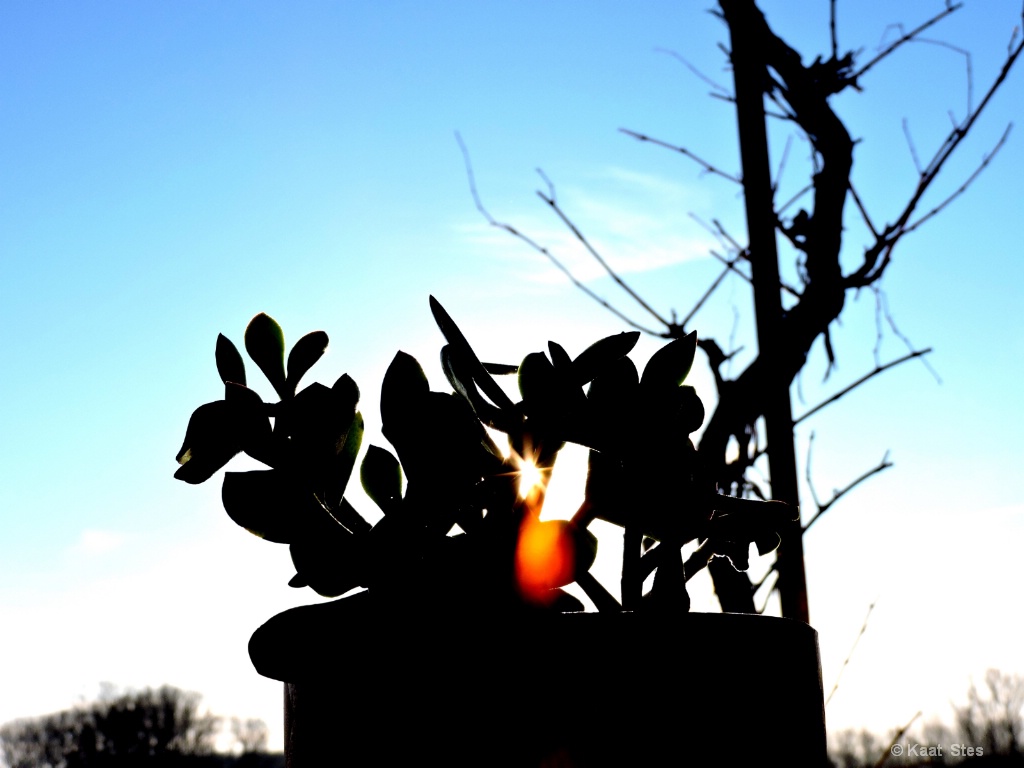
top-left (286, 330), bottom-right (329, 396)
top-left (360, 444), bottom-right (403, 514)
top-left (482, 361), bottom-right (519, 375)
top-left (441, 344), bottom-right (517, 432)
top-left (174, 401), bottom-right (243, 484)
top-left (571, 331), bottom-right (640, 386)
top-left (221, 470), bottom-right (313, 542)
top-left (215, 334), bottom-right (246, 386)
top-left (640, 330), bottom-right (698, 392)
top-left (547, 341), bottom-right (573, 372)
top-left (224, 382), bottom-right (275, 465)
top-left (380, 351), bottom-right (429, 427)
top-left (245, 313), bottom-right (288, 399)
top-left (429, 296), bottom-right (515, 411)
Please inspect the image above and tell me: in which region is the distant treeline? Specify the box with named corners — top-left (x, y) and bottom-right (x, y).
top-left (829, 670), bottom-right (1023, 767)
top-left (0, 685), bottom-right (282, 768)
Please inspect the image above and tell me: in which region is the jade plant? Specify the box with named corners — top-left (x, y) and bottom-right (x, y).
top-left (175, 296), bottom-right (792, 617)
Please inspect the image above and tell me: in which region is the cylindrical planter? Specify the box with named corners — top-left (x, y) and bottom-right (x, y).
top-left (251, 599), bottom-right (826, 766)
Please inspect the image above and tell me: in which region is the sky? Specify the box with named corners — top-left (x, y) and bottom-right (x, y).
top-left (2, 0), bottom-right (1023, 755)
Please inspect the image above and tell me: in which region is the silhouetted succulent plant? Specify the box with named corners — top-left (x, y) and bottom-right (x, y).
top-left (175, 297), bottom-right (793, 617)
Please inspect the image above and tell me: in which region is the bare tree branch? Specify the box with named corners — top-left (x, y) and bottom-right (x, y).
top-left (456, 132), bottom-right (665, 337)
top-left (794, 348), bottom-right (933, 425)
top-left (904, 123), bottom-right (1012, 234)
top-left (535, 188), bottom-right (676, 330)
top-left (826, 600), bottom-right (878, 707)
top-left (853, 4), bottom-right (963, 82)
top-left (804, 445), bottom-right (893, 534)
top-left (848, 182), bottom-right (880, 239)
top-left (873, 711), bottom-right (923, 768)
top-left (620, 128), bottom-right (741, 183)
top-left (846, 33), bottom-right (1024, 288)
top-left (654, 47), bottom-right (731, 95)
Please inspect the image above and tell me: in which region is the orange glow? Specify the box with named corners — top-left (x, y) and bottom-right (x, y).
top-left (514, 518), bottom-right (575, 604)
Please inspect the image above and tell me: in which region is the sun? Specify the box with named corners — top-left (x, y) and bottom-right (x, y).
top-left (516, 455), bottom-right (545, 500)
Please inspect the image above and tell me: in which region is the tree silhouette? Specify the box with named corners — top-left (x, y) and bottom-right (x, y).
top-left (0, 686), bottom-right (220, 768)
top-left (463, 0), bottom-right (1023, 620)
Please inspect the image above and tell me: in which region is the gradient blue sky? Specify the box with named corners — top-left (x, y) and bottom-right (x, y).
top-left (2, 0), bottom-right (1023, 753)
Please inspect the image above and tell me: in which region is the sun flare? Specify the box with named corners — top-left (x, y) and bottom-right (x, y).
top-left (517, 456), bottom-right (545, 500)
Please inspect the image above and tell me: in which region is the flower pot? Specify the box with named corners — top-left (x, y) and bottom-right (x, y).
top-left (250, 597), bottom-right (826, 766)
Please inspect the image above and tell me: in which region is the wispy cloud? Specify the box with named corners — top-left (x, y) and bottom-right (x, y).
top-left (456, 167), bottom-right (720, 286)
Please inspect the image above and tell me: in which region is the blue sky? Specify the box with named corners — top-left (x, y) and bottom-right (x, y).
top-left (2, 0), bottom-right (1023, 752)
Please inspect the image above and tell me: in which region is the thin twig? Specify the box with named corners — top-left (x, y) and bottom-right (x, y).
top-left (847, 33), bottom-right (1024, 287)
top-left (794, 349), bottom-right (933, 425)
top-left (776, 183), bottom-right (814, 215)
top-left (826, 600), bottom-right (878, 707)
top-left (877, 290), bottom-right (943, 384)
top-left (902, 118), bottom-right (923, 175)
top-left (679, 265), bottom-right (732, 329)
top-left (620, 128), bottom-right (741, 183)
top-left (803, 451), bottom-right (893, 533)
top-left (904, 123), bottom-right (1012, 234)
top-left (774, 134), bottom-right (793, 192)
top-left (654, 47), bottom-right (731, 94)
top-left (873, 711), bottom-right (922, 768)
top-left (455, 132), bottom-right (664, 337)
top-left (708, 248), bottom-right (752, 285)
top-left (852, 4), bottom-right (963, 81)
top-left (536, 189), bottom-right (674, 328)
top-left (754, 569), bottom-right (779, 614)
top-left (848, 183), bottom-right (879, 239)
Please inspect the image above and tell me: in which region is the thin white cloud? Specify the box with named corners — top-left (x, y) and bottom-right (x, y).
top-left (455, 168), bottom-right (718, 285)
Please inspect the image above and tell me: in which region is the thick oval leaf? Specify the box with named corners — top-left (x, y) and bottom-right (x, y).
top-left (380, 351), bottom-right (429, 427)
top-left (585, 356), bottom-right (639, 450)
top-left (429, 296), bottom-right (515, 411)
top-left (289, 531), bottom-right (364, 598)
top-left (215, 334), bottom-right (246, 386)
top-left (221, 470), bottom-right (310, 542)
top-left (286, 330), bottom-right (329, 396)
top-left (441, 344), bottom-right (517, 432)
top-left (224, 382), bottom-right (275, 465)
top-left (547, 341), bottom-right (573, 372)
top-left (517, 351), bottom-right (557, 407)
top-left (245, 313), bottom-right (288, 399)
top-left (327, 410), bottom-right (364, 508)
top-left (174, 401), bottom-right (243, 484)
top-left (332, 373), bottom-right (360, 406)
top-left (586, 356), bottom-right (639, 407)
top-left (571, 331), bottom-right (640, 386)
top-left (675, 385), bottom-right (706, 434)
top-left (360, 444), bottom-right (403, 514)
top-left (640, 330), bottom-right (698, 392)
